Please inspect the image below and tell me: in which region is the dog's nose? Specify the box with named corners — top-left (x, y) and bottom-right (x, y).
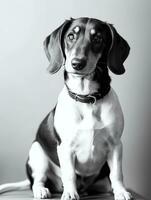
top-left (71, 58), bottom-right (86, 70)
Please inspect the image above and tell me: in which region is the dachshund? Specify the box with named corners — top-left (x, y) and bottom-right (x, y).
top-left (0, 17), bottom-right (132, 200)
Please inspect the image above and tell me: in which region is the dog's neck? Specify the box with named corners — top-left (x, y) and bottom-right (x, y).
top-left (64, 70), bottom-right (99, 95)
top-left (64, 67), bottom-right (111, 97)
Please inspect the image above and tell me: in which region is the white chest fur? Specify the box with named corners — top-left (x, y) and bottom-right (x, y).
top-left (54, 87), bottom-right (124, 176)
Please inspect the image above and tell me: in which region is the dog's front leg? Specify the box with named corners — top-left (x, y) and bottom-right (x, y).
top-left (107, 140), bottom-right (133, 200)
top-left (57, 144), bottom-right (79, 200)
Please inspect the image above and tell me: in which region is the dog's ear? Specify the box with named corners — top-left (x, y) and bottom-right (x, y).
top-left (43, 20), bottom-right (72, 74)
top-left (106, 24), bottom-right (130, 75)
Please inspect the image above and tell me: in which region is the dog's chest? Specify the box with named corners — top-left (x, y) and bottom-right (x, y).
top-left (54, 88), bottom-right (123, 175)
top-left (54, 97), bottom-right (114, 174)
top-left (69, 109), bottom-right (110, 174)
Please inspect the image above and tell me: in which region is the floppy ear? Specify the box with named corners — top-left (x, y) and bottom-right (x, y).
top-left (43, 20), bottom-right (71, 74)
top-left (106, 24), bottom-right (130, 75)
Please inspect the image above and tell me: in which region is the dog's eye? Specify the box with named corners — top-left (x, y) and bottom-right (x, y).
top-left (67, 33), bottom-right (75, 41)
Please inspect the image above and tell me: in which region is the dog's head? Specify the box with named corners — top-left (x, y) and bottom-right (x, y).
top-left (44, 17), bottom-right (130, 75)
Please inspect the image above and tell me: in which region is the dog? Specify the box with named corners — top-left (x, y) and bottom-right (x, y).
top-left (0, 17), bottom-right (132, 200)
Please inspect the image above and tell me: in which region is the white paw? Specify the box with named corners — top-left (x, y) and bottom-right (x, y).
top-left (61, 190), bottom-right (79, 200)
top-left (114, 190), bottom-right (133, 200)
top-left (33, 185), bottom-right (51, 199)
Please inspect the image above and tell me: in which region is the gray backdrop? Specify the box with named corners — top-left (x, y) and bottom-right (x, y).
top-left (0, 0), bottom-right (150, 199)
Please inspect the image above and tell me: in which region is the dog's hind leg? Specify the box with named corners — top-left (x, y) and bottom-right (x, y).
top-left (27, 141), bottom-right (51, 199)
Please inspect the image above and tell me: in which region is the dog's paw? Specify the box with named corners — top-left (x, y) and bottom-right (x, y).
top-left (61, 190), bottom-right (79, 200)
top-left (32, 185), bottom-right (51, 199)
top-left (114, 190), bottom-right (133, 200)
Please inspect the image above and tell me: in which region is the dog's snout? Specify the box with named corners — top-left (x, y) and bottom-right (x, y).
top-left (71, 58), bottom-right (86, 70)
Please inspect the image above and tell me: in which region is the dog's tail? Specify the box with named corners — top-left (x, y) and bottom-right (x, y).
top-left (0, 179), bottom-right (30, 194)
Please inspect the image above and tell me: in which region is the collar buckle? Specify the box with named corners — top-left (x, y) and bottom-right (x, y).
top-left (88, 95), bottom-right (97, 104)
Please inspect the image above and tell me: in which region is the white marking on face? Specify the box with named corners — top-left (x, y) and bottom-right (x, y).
top-left (90, 29), bottom-right (96, 35)
top-left (74, 26), bottom-right (80, 33)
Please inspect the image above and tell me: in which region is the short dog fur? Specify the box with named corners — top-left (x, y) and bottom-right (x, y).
top-left (0, 17), bottom-right (132, 200)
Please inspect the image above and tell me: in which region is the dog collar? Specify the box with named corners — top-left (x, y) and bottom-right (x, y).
top-left (66, 84), bottom-right (110, 104)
